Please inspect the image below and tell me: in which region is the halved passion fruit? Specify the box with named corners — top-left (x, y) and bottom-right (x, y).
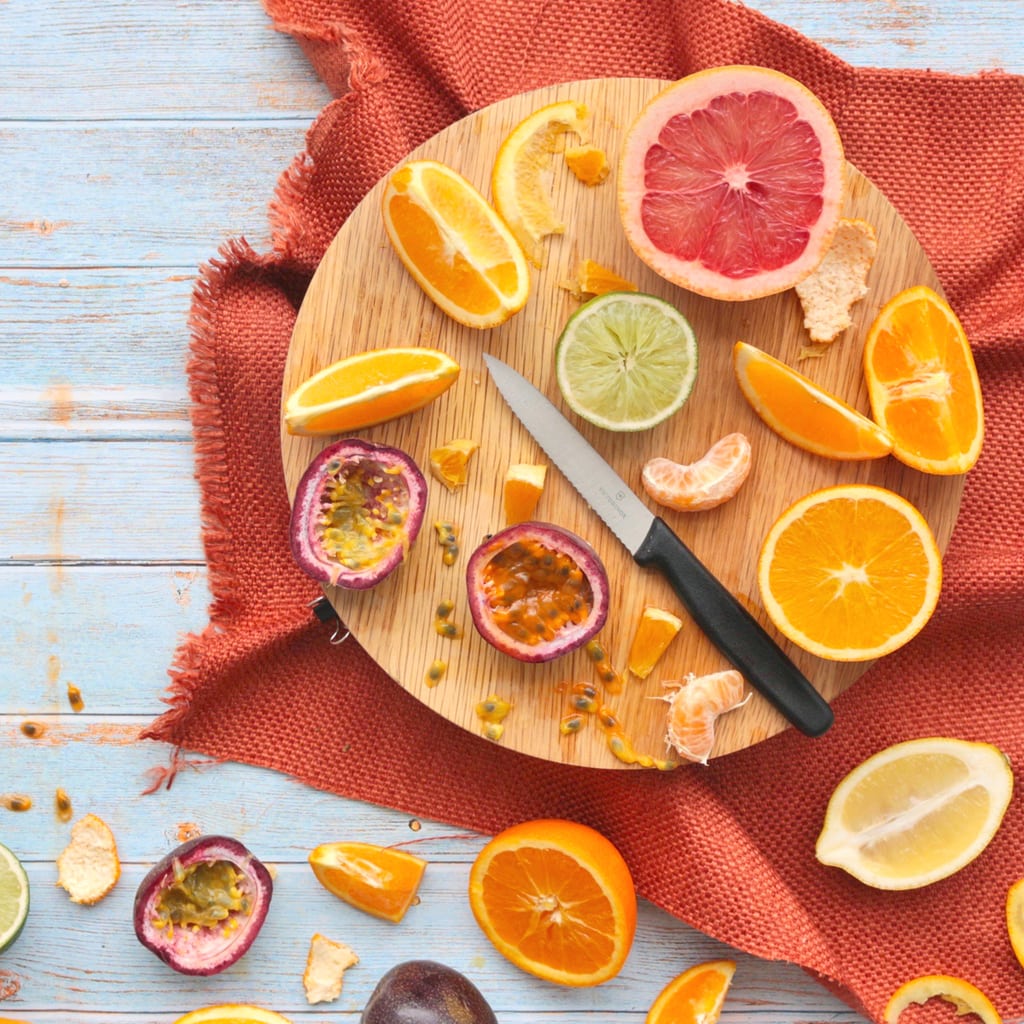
top-left (134, 835), bottom-right (273, 976)
top-left (466, 522), bottom-right (609, 662)
top-left (290, 438), bottom-right (427, 589)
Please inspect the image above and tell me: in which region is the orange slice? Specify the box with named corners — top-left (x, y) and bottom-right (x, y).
top-left (284, 347), bottom-right (459, 436)
top-left (758, 484), bottom-right (942, 661)
top-left (1007, 877), bottom-right (1024, 968)
top-left (173, 1007), bottom-right (293, 1024)
top-left (646, 959), bottom-right (737, 1024)
top-left (733, 341), bottom-right (893, 459)
top-left (627, 605), bottom-right (683, 679)
top-left (503, 463), bottom-right (547, 524)
top-left (56, 813), bottom-right (121, 905)
top-left (883, 975), bottom-right (1001, 1024)
top-left (382, 159), bottom-right (530, 328)
top-left (308, 841), bottom-right (427, 923)
top-left (642, 432), bottom-right (752, 511)
top-left (864, 285), bottom-right (984, 474)
top-left (663, 670), bottom-right (748, 765)
top-left (492, 100), bottom-right (591, 267)
top-left (429, 438), bottom-right (479, 492)
top-left (468, 818), bottom-right (637, 986)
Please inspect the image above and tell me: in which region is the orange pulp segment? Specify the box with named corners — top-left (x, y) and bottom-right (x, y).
top-left (284, 347), bottom-right (459, 436)
top-left (468, 818), bottom-right (637, 986)
top-left (503, 463), bottom-right (547, 523)
top-left (864, 285), bottom-right (984, 474)
top-left (642, 432), bottom-right (752, 511)
top-left (492, 100), bottom-right (591, 267)
top-left (309, 841), bottom-right (427, 923)
top-left (646, 959), bottom-right (737, 1024)
top-left (627, 605), bottom-right (683, 679)
top-left (883, 975), bottom-right (1001, 1024)
top-left (733, 341), bottom-right (893, 459)
top-left (382, 159), bottom-right (529, 327)
top-left (758, 484), bottom-right (942, 661)
top-left (564, 144), bottom-right (611, 186)
top-left (429, 438), bottom-right (479, 491)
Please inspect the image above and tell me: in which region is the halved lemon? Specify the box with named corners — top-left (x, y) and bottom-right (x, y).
top-left (883, 975), bottom-right (1001, 1024)
top-left (816, 737), bottom-right (1013, 890)
top-left (173, 1006), bottom-right (293, 1024)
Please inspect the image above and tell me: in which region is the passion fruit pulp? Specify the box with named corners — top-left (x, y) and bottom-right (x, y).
top-left (465, 522), bottom-right (609, 662)
top-left (133, 835), bottom-right (273, 975)
top-left (290, 438), bottom-right (427, 589)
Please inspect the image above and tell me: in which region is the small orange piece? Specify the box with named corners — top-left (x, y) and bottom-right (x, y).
top-left (284, 347), bottom-right (459, 436)
top-left (734, 341), bottom-right (893, 460)
top-left (646, 959), bottom-right (737, 1024)
top-left (503, 463), bottom-right (547, 523)
top-left (1007, 878), bottom-right (1024, 968)
top-left (627, 605), bottom-right (683, 679)
top-left (309, 841), bottom-right (427, 923)
top-left (758, 484), bottom-right (942, 661)
top-left (663, 670), bottom-right (748, 764)
top-left (884, 975), bottom-right (1001, 1024)
top-left (429, 438), bottom-right (479, 492)
top-left (56, 813), bottom-right (121, 905)
top-left (560, 258), bottom-right (639, 298)
top-left (382, 159), bottom-right (530, 328)
top-left (564, 144), bottom-right (611, 186)
top-left (642, 433), bottom-right (752, 512)
top-left (864, 285), bottom-right (984, 474)
top-left (468, 818), bottom-right (637, 986)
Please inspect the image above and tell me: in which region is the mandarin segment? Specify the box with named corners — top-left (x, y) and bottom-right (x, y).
top-left (641, 432), bottom-right (752, 511)
top-left (503, 463), bottom-right (547, 524)
top-left (663, 670), bottom-right (748, 764)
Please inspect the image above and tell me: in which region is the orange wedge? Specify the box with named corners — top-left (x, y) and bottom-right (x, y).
top-left (864, 285), bottom-right (984, 474)
top-left (382, 159), bottom-right (529, 328)
top-left (173, 1008), bottom-right (294, 1024)
top-left (468, 818), bottom-right (636, 986)
top-left (503, 463), bottom-right (547, 524)
top-left (646, 959), bottom-right (737, 1024)
top-left (1007, 878), bottom-right (1024, 967)
top-left (733, 341), bottom-right (893, 459)
top-left (492, 100), bottom-right (591, 267)
top-left (627, 605), bottom-right (683, 679)
top-left (309, 841), bottom-right (427, 923)
top-left (758, 484), bottom-right (942, 661)
top-left (884, 975), bottom-right (1001, 1024)
top-left (284, 347), bottom-right (459, 436)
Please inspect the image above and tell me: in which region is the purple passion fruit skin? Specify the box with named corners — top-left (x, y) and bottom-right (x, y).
top-left (290, 438), bottom-right (427, 590)
top-left (465, 521), bottom-right (609, 663)
top-left (133, 835), bottom-right (273, 976)
top-left (361, 960), bottom-right (497, 1024)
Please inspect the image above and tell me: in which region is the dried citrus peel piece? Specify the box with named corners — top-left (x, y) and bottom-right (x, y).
top-left (56, 813), bottom-right (121, 905)
top-left (303, 933), bottom-right (359, 1005)
top-left (883, 975), bottom-right (1001, 1024)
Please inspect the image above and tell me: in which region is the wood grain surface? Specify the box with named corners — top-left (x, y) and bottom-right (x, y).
top-left (282, 77), bottom-right (963, 770)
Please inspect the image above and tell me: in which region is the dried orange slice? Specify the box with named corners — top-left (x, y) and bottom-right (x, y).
top-left (758, 484), bottom-right (942, 661)
top-left (492, 100), bottom-right (591, 267)
top-left (309, 841), bottom-right (426, 923)
top-left (1007, 878), bottom-right (1024, 967)
top-left (173, 1007), bottom-right (293, 1024)
top-left (468, 818), bottom-right (637, 986)
top-left (733, 341), bottom-right (893, 460)
top-left (284, 347), bottom-right (459, 436)
top-left (642, 432), bottom-right (752, 511)
top-left (56, 813), bottom-right (121, 905)
top-left (663, 670), bottom-right (748, 765)
top-left (864, 285), bottom-right (984, 474)
top-left (883, 975), bottom-right (1001, 1024)
top-left (646, 959), bottom-right (737, 1024)
top-left (627, 605), bottom-right (683, 679)
top-left (429, 438), bottom-right (479, 492)
top-left (382, 159), bottom-right (530, 328)
top-left (503, 462), bottom-right (547, 524)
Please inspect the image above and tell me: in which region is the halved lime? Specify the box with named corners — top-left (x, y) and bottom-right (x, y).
top-left (0, 841), bottom-right (30, 952)
top-left (554, 291), bottom-right (698, 431)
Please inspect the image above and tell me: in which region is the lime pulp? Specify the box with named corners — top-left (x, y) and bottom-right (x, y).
top-left (554, 291), bottom-right (698, 431)
top-left (0, 840), bottom-right (30, 952)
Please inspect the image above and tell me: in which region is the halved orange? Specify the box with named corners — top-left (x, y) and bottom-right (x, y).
top-left (627, 605), bottom-right (683, 679)
top-left (468, 818), bottom-right (637, 986)
top-left (733, 341), bottom-right (893, 460)
top-left (883, 975), bottom-right (1001, 1024)
top-left (758, 484), bottom-right (942, 661)
top-left (503, 463), bottom-right (547, 524)
top-left (382, 159), bottom-right (530, 328)
top-left (864, 285), bottom-right (984, 474)
top-left (172, 1007), bottom-right (293, 1024)
top-left (642, 432), bottom-right (753, 511)
top-left (284, 347), bottom-right (459, 436)
top-left (1007, 877), bottom-right (1024, 968)
top-left (646, 959), bottom-right (737, 1024)
top-left (309, 841), bottom-right (427, 923)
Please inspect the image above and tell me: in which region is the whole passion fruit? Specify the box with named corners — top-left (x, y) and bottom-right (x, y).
top-left (133, 835), bottom-right (273, 975)
top-left (290, 438), bottom-right (427, 589)
top-left (361, 960), bottom-right (497, 1024)
top-left (466, 521), bottom-right (609, 662)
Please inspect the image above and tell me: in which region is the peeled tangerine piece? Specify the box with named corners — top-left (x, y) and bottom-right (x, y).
top-left (642, 433), bottom-right (752, 512)
top-left (56, 813), bottom-right (121, 904)
top-left (664, 670), bottom-right (749, 765)
top-left (304, 933), bottom-right (360, 1005)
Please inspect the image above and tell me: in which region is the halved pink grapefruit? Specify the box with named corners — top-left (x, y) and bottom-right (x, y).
top-left (619, 66), bottom-right (846, 301)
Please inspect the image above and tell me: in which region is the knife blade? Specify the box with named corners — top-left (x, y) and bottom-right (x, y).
top-left (483, 353), bottom-right (833, 738)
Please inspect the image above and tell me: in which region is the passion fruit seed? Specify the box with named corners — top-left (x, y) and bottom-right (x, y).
top-left (559, 712), bottom-right (586, 734)
top-left (425, 660), bottom-right (447, 687)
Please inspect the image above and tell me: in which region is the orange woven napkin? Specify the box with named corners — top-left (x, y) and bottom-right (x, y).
top-left (143, 2), bottom-right (1024, 1020)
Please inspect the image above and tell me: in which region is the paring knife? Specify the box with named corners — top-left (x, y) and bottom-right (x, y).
top-left (483, 354), bottom-right (834, 738)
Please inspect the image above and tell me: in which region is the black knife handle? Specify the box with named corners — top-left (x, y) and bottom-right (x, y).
top-left (634, 517), bottom-right (833, 737)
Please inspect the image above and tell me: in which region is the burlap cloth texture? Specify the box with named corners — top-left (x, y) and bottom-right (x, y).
top-left (142, 1), bottom-right (1024, 1020)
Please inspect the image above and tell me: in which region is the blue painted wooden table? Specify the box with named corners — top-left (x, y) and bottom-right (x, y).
top-left (1, 2), bottom-right (1021, 1021)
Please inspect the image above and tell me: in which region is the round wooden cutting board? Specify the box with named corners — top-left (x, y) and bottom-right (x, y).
top-left (281, 77), bottom-right (964, 770)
